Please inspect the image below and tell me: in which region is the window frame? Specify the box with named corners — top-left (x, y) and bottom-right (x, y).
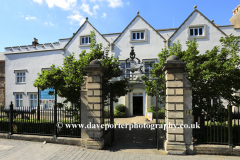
top-left (29, 93), bottom-right (38, 108)
top-left (187, 24), bottom-right (207, 39)
top-left (79, 34), bottom-right (91, 47)
top-left (142, 59), bottom-right (157, 77)
top-left (130, 28), bottom-right (148, 43)
top-left (15, 93), bottom-right (23, 107)
top-left (119, 61), bottom-right (131, 78)
top-left (14, 70), bottom-right (27, 84)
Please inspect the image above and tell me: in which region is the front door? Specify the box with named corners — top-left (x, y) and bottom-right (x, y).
top-left (133, 96), bottom-right (143, 115)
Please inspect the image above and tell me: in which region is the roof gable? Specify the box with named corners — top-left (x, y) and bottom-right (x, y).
top-left (169, 8), bottom-right (227, 41)
top-left (64, 18), bottom-right (110, 49)
top-left (113, 13), bottom-right (166, 44)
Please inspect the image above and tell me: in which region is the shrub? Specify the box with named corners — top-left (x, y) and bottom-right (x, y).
top-left (114, 110), bottom-right (125, 117)
top-left (147, 106), bottom-right (165, 119)
top-left (115, 104), bottom-right (126, 112)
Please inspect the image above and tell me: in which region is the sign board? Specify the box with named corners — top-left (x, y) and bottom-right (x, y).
top-left (146, 112), bottom-right (153, 121)
top-left (39, 88), bottom-right (55, 109)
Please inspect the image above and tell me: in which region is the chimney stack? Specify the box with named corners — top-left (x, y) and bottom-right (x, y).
top-left (230, 5), bottom-right (240, 28)
top-left (32, 38), bottom-right (39, 46)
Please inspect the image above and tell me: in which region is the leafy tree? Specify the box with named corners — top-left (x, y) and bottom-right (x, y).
top-left (34, 31), bottom-right (132, 109)
top-left (142, 34), bottom-right (240, 111)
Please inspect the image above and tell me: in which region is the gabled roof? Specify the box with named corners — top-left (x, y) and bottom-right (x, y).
top-left (168, 8), bottom-right (227, 41)
top-left (113, 13), bottom-right (166, 44)
top-left (64, 18), bottom-right (110, 49)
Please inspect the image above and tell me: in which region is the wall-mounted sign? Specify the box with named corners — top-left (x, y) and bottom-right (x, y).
top-left (39, 88), bottom-right (55, 109)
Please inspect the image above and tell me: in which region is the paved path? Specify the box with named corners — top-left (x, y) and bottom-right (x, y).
top-left (0, 139), bottom-right (240, 160)
top-left (115, 116), bottom-right (164, 124)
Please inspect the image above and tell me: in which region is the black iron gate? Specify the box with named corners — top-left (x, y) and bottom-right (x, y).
top-left (102, 79), bottom-right (114, 146)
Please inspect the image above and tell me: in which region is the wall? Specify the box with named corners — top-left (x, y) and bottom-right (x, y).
top-left (113, 16), bottom-right (165, 60)
top-left (0, 60), bottom-right (5, 106)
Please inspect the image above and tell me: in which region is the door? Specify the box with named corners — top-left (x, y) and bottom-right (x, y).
top-left (133, 96), bottom-right (143, 115)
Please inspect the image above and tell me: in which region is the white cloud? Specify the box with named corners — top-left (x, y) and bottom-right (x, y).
top-left (101, 13), bottom-right (107, 18)
top-left (93, 4), bottom-right (99, 15)
top-left (44, 21), bottom-right (54, 26)
top-left (45, 0), bottom-right (77, 10)
top-left (25, 16), bottom-right (36, 20)
top-left (106, 0), bottom-right (123, 8)
top-left (81, 3), bottom-right (93, 16)
top-left (68, 11), bottom-right (85, 25)
top-left (33, 0), bottom-right (43, 4)
top-left (126, 1), bottom-right (130, 5)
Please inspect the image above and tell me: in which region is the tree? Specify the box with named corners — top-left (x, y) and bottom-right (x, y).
top-left (33, 31), bottom-right (132, 109)
top-left (142, 34), bottom-right (240, 110)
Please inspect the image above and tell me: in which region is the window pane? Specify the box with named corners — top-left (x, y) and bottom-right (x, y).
top-left (20, 94), bottom-right (22, 99)
top-left (16, 101), bottom-right (19, 107)
top-left (82, 38), bottom-right (84, 44)
top-left (34, 94), bottom-right (37, 99)
top-left (190, 29), bottom-right (193, 36)
top-left (137, 33), bottom-right (140, 39)
top-left (86, 37), bottom-right (88, 43)
top-left (194, 28), bottom-right (198, 35)
top-left (126, 71), bottom-right (130, 77)
top-left (23, 77), bottom-right (25, 82)
top-left (199, 28), bottom-right (203, 35)
top-left (34, 100), bottom-right (37, 107)
top-left (89, 37), bottom-right (91, 43)
top-left (17, 73), bottom-right (19, 76)
top-left (120, 63), bottom-right (125, 68)
top-left (20, 100), bottom-right (23, 107)
top-left (30, 94), bottom-right (33, 99)
top-left (126, 63), bottom-right (130, 68)
top-left (31, 100), bottom-right (33, 106)
top-left (20, 77), bottom-right (22, 82)
top-left (141, 32), bottom-right (144, 39)
top-left (133, 33), bottom-right (136, 39)
top-left (20, 72), bottom-right (22, 76)
top-left (17, 77), bottom-right (19, 82)
top-left (23, 72), bottom-right (25, 76)
top-left (16, 94), bottom-right (19, 99)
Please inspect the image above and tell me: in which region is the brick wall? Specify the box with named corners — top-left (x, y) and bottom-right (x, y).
top-left (0, 61), bottom-right (5, 106)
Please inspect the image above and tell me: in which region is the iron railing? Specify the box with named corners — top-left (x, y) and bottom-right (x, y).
top-left (0, 102), bottom-right (81, 138)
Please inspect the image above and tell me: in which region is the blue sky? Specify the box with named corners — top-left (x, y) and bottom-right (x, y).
top-left (0, 0), bottom-right (238, 52)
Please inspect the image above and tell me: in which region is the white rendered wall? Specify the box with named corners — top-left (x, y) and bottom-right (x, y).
top-left (103, 34), bottom-right (120, 43)
top-left (113, 16), bottom-right (166, 60)
top-left (219, 26), bottom-right (240, 36)
top-left (5, 50), bottom-right (65, 107)
top-left (158, 29), bottom-right (176, 41)
top-left (65, 22), bottom-right (109, 57)
top-left (170, 11), bottom-right (227, 55)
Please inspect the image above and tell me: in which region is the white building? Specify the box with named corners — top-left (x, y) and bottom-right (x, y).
top-left (4, 6), bottom-right (240, 116)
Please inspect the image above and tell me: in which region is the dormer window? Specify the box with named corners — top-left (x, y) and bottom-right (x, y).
top-left (79, 34), bottom-right (91, 47)
top-left (189, 27), bottom-right (203, 37)
top-left (132, 32), bottom-right (144, 40)
top-left (81, 36), bottom-right (90, 45)
top-left (187, 24), bottom-right (207, 39)
top-left (130, 29), bottom-right (147, 43)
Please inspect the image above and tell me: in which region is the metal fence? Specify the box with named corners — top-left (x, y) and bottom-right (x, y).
top-left (193, 104), bottom-right (240, 146)
top-left (0, 102), bottom-right (81, 138)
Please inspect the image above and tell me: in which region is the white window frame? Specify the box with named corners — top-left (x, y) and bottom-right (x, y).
top-left (79, 34), bottom-right (91, 47)
top-left (187, 24), bottom-right (207, 39)
top-left (119, 61), bottom-right (131, 78)
top-left (130, 28), bottom-right (148, 43)
top-left (14, 70), bottom-right (27, 84)
top-left (143, 59), bottom-right (157, 77)
top-left (15, 93), bottom-right (23, 107)
top-left (29, 93), bottom-right (38, 108)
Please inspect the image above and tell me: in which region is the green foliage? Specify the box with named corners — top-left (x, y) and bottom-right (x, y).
top-left (34, 31), bottom-right (132, 109)
top-left (142, 34), bottom-right (240, 111)
top-left (115, 104), bottom-right (126, 112)
top-left (114, 110), bottom-right (125, 117)
top-left (147, 106), bottom-right (165, 119)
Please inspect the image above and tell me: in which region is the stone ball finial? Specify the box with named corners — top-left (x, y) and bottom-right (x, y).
top-left (86, 17), bottom-right (88, 20)
top-left (89, 59), bottom-right (102, 66)
top-left (194, 5), bottom-right (197, 9)
top-left (211, 20), bottom-right (214, 22)
top-left (167, 55), bottom-right (180, 61)
top-left (137, 11), bottom-right (139, 15)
